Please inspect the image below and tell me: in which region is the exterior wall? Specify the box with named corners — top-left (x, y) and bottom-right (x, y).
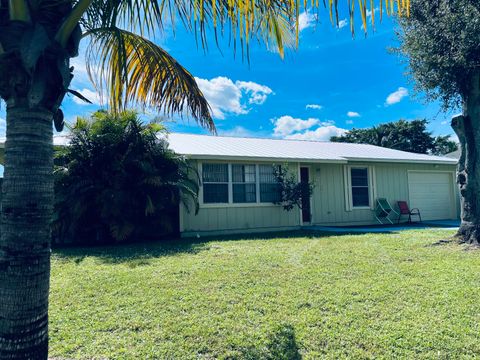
top-left (309, 162), bottom-right (458, 226)
top-left (181, 160), bottom-right (301, 237)
top-left (181, 204), bottom-right (301, 237)
top-left (181, 160), bottom-right (459, 236)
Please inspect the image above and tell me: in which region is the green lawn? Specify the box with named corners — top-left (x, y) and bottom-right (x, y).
top-left (49, 229), bottom-right (480, 359)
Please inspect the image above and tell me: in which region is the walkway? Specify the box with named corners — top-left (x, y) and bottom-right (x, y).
top-left (305, 219), bottom-right (460, 234)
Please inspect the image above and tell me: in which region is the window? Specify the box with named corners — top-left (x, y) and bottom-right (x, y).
top-left (351, 168), bottom-right (369, 207)
top-left (232, 164), bottom-right (256, 203)
top-left (259, 165), bottom-right (281, 203)
top-left (200, 163), bottom-right (284, 206)
top-left (202, 163), bottom-right (228, 203)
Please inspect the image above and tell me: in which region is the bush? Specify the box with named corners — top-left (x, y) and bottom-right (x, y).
top-left (52, 110), bottom-right (198, 245)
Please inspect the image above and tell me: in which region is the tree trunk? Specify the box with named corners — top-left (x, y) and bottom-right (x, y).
top-left (452, 72), bottom-right (480, 245)
top-left (0, 107), bottom-right (53, 359)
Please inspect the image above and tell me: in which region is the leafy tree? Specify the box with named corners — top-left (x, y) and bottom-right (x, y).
top-left (53, 110), bottom-right (198, 245)
top-left (396, 0), bottom-right (480, 244)
top-left (0, 0), bottom-right (409, 357)
top-left (273, 166), bottom-right (314, 212)
top-left (330, 119), bottom-right (458, 155)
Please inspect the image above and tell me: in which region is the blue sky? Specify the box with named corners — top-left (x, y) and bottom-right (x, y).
top-left (0, 7), bottom-right (458, 142)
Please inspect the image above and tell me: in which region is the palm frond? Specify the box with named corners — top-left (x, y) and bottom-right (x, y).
top-left (9, 0), bottom-right (30, 22)
top-left (84, 27), bottom-right (214, 131)
top-left (82, 0), bottom-right (410, 58)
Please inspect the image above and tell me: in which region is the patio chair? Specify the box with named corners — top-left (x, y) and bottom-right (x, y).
top-left (374, 198), bottom-right (399, 224)
top-left (397, 201), bottom-right (422, 223)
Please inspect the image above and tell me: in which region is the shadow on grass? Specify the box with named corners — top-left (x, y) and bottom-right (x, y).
top-left (52, 229), bottom-right (380, 266)
top-left (53, 230), bottom-right (330, 265)
top-left (52, 238), bottom-right (209, 267)
top-left (235, 323), bottom-right (302, 359)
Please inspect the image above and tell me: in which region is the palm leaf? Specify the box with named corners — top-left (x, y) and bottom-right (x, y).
top-left (84, 27), bottom-right (214, 131)
top-left (82, 0), bottom-right (410, 63)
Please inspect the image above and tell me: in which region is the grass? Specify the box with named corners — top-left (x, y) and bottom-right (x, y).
top-left (49, 229), bottom-right (480, 359)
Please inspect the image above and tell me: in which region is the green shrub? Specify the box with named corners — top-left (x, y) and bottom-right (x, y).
top-left (53, 110), bottom-right (198, 245)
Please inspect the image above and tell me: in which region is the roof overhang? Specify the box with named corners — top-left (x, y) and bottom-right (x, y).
top-left (183, 154), bottom-right (348, 164)
top-left (345, 157), bottom-right (458, 165)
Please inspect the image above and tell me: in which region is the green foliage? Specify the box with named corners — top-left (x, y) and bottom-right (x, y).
top-left (273, 166), bottom-right (314, 211)
top-left (331, 119), bottom-right (458, 155)
top-left (395, 0), bottom-right (480, 109)
top-left (49, 229), bottom-right (480, 358)
top-left (53, 110), bottom-right (199, 244)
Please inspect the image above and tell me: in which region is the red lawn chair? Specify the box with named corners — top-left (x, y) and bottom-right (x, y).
top-left (397, 201), bottom-right (422, 223)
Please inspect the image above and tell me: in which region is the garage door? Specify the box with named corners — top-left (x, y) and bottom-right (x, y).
top-left (408, 172), bottom-right (455, 220)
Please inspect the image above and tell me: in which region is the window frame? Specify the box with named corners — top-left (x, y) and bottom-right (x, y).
top-left (232, 164), bottom-right (257, 203)
top-left (258, 164), bottom-right (282, 203)
top-left (198, 161), bottom-right (285, 208)
top-left (201, 163), bottom-right (230, 204)
top-left (344, 165), bottom-right (376, 211)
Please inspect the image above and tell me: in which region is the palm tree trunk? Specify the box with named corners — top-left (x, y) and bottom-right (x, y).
top-left (452, 72), bottom-right (480, 245)
top-left (0, 106), bottom-right (53, 359)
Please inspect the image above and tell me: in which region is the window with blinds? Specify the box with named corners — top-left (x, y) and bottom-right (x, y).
top-left (232, 164), bottom-right (256, 203)
top-left (202, 163), bottom-right (229, 203)
top-left (201, 163), bottom-right (283, 205)
top-left (351, 168), bottom-right (369, 207)
top-left (259, 165), bottom-right (282, 203)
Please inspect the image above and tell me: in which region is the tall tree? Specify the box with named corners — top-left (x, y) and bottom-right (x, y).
top-left (0, 0), bottom-right (409, 358)
top-left (396, 0), bottom-right (480, 244)
top-left (330, 119), bottom-right (458, 155)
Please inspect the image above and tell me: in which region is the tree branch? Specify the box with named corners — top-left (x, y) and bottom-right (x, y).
top-left (55, 0), bottom-right (93, 47)
top-left (8, 0), bottom-right (30, 22)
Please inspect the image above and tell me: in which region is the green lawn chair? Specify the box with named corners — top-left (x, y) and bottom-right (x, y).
top-left (375, 198), bottom-right (399, 224)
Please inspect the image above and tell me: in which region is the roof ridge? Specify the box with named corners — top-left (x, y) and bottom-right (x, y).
top-left (168, 132), bottom-right (335, 144)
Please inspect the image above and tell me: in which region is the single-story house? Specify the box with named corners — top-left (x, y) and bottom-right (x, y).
top-left (167, 133), bottom-right (460, 237)
top-left (0, 133), bottom-right (460, 237)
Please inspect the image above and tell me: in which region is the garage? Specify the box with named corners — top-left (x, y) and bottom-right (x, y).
top-left (408, 171), bottom-right (456, 221)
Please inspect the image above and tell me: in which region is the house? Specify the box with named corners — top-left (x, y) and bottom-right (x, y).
top-left (167, 133), bottom-right (460, 237)
top-left (0, 132), bottom-right (460, 237)
top-left (445, 148), bottom-right (461, 159)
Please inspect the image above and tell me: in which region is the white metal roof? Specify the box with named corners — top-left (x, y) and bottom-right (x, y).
top-left (0, 132), bottom-right (458, 165)
top-left (166, 133), bottom-right (458, 165)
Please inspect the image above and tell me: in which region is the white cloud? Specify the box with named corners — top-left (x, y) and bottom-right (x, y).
top-left (441, 120), bottom-right (448, 125)
top-left (72, 88), bottom-right (102, 105)
top-left (347, 111), bottom-right (361, 118)
top-left (69, 44), bottom-right (99, 89)
top-left (285, 125), bottom-right (347, 141)
top-left (385, 87), bottom-right (409, 106)
top-left (346, 119), bottom-right (354, 125)
top-left (195, 76), bottom-right (273, 119)
top-left (306, 104), bottom-right (322, 110)
top-left (338, 19), bottom-right (348, 29)
top-left (299, 12), bottom-right (316, 31)
top-left (272, 115), bottom-right (320, 137)
top-left (271, 115), bottom-right (343, 141)
top-left (236, 81), bottom-right (273, 105)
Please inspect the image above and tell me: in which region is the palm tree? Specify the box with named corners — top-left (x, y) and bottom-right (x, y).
top-left (53, 110), bottom-right (200, 244)
top-left (0, 0), bottom-right (409, 358)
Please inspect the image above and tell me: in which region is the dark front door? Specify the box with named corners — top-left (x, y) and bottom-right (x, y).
top-left (300, 167), bottom-right (311, 223)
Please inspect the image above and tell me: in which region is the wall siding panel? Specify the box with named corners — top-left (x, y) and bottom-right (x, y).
top-left (181, 160), bottom-right (458, 235)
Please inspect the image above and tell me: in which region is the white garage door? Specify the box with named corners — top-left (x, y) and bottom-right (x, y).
top-left (408, 172), bottom-right (455, 221)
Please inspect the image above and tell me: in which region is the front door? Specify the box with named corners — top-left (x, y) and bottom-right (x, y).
top-left (300, 167), bottom-right (311, 223)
